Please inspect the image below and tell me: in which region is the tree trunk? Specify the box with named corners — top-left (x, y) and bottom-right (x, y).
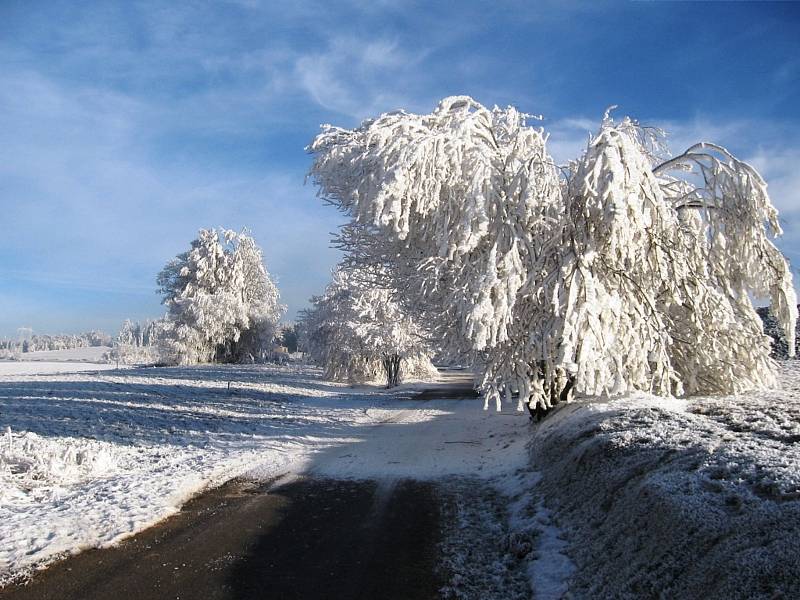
top-left (383, 353), bottom-right (402, 388)
top-left (525, 361), bottom-right (575, 421)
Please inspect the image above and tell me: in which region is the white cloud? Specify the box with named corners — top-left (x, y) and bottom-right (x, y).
top-left (546, 117), bottom-right (594, 164)
top-left (744, 148), bottom-right (800, 216)
top-left (293, 36), bottom-right (426, 120)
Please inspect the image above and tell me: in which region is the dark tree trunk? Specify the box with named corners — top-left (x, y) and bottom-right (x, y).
top-left (525, 361), bottom-right (575, 421)
top-left (382, 354), bottom-right (402, 388)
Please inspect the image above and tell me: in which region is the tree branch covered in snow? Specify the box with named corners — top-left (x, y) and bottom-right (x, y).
top-left (309, 96), bottom-right (797, 410)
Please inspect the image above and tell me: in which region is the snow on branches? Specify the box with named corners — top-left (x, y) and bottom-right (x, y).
top-left (299, 266), bottom-right (436, 387)
top-left (157, 228), bottom-right (285, 364)
top-left (309, 96), bottom-right (797, 410)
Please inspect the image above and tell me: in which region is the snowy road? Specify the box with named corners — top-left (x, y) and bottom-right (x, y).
top-left (5, 361), bottom-right (792, 597)
top-left (0, 364), bottom-right (549, 599)
top-left (307, 372), bottom-right (529, 480)
top-left (0, 477), bottom-right (444, 600)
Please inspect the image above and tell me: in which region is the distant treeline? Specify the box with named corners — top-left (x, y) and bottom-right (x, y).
top-left (116, 319), bottom-right (166, 348)
top-left (0, 330), bottom-right (112, 354)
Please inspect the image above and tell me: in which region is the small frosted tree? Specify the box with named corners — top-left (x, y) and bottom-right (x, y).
top-left (299, 266), bottom-right (436, 387)
top-left (309, 96), bottom-right (796, 412)
top-left (157, 228), bottom-right (284, 364)
top-left (117, 320), bottom-right (137, 346)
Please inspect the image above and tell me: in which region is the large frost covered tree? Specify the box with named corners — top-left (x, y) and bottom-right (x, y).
top-left (299, 266), bottom-right (436, 387)
top-left (157, 228), bottom-right (285, 364)
top-left (309, 96), bottom-right (797, 411)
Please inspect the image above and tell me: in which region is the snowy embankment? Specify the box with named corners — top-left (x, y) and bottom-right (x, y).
top-left (530, 362), bottom-right (800, 599)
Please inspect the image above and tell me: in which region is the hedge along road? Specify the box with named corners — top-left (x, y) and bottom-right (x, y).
top-left (0, 373), bottom-right (530, 600)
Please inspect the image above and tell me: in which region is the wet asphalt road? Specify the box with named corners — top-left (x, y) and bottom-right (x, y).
top-left (0, 476), bottom-right (442, 600)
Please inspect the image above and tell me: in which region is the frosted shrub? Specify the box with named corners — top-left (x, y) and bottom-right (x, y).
top-left (299, 266), bottom-right (436, 387)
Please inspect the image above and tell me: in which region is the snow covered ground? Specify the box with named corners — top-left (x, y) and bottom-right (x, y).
top-left (2, 361), bottom-right (798, 598)
top-left (0, 362), bottom-right (119, 376)
top-left (0, 364), bottom-right (532, 586)
top-left (0, 347), bottom-right (117, 376)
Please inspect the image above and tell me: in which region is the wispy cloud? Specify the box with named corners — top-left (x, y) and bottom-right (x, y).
top-left (0, 55), bottom-right (344, 334)
top-left (294, 36), bottom-right (429, 120)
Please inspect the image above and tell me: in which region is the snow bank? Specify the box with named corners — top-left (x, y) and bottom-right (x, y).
top-left (530, 365), bottom-right (800, 599)
top-left (0, 429), bottom-right (117, 503)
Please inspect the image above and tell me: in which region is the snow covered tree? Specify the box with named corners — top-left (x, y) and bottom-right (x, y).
top-left (299, 266), bottom-right (436, 387)
top-left (309, 96), bottom-right (797, 411)
top-left (141, 319), bottom-right (161, 347)
top-left (117, 319), bottom-right (137, 346)
top-left (17, 331), bottom-right (111, 352)
top-left (157, 228), bottom-right (285, 364)
top-left (111, 318), bottom-right (171, 365)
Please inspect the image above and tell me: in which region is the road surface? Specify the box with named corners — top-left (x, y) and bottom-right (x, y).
top-left (0, 477), bottom-right (441, 600)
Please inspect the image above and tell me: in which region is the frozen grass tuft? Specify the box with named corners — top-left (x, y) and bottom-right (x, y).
top-left (1, 429), bottom-right (118, 504)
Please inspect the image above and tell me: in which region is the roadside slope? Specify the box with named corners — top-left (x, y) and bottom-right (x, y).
top-left (531, 364), bottom-right (800, 599)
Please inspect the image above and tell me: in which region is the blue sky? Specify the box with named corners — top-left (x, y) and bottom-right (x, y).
top-left (1, 0), bottom-right (799, 337)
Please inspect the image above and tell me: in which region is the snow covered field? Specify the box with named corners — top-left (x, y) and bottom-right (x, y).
top-left (0, 362), bottom-right (118, 376)
top-left (0, 347), bottom-right (117, 376)
top-left (6, 346), bottom-right (112, 363)
top-left (0, 364), bottom-right (531, 585)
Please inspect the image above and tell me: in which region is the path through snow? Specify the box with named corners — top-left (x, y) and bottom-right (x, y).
top-left (0, 364), bottom-right (570, 599)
